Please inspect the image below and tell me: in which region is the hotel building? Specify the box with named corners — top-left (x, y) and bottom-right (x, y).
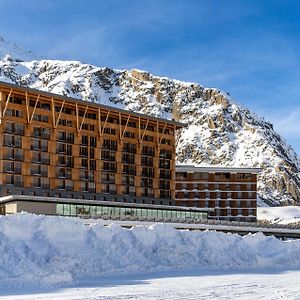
top-left (0, 81), bottom-right (183, 206)
top-left (0, 81), bottom-right (260, 222)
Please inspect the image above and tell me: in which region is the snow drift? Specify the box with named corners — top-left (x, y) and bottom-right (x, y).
top-left (1, 214), bottom-right (300, 288)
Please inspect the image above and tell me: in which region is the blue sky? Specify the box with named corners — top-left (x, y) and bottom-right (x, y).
top-left (1, 0), bottom-right (300, 154)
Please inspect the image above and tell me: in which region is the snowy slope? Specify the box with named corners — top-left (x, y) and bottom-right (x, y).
top-left (0, 38), bottom-right (299, 205)
top-left (1, 213), bottom-right (300, 288)
top-left (258, 206), bottom-right (300, 224)
top-left (0, 36), bottom-right (37, 62)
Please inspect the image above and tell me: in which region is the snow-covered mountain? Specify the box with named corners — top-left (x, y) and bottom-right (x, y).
top-left (0, 37), bottom-right (38, 62)
top-left (0, 37), bottom-right (299, 206)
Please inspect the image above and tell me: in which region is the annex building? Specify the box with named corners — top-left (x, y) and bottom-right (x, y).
top-left (175, 165), bottom-right (261, 222)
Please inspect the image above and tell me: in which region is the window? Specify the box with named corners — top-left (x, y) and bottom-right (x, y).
top-left (4, 122), bottom-right (24, 135)
top-left (33, 127), bottom-right (51, 139)
top-left (141, 187), bottom-right (153, 197)
top-left (101, 149), bottom-right (115, 161)
top-left (31, 164), bottom-right (48, 176)
top-left (143, 135), bottom-right (153, 142)
top-left (57, 131), bottom-right (74, 143)
top-left (3, 161), bottom-right (22, 174)
top-left (56, 167), bottom-right (72, 179)
top-left (159, 159), bottom-right (170, 169)
top-left (123, 143), bottom-right (136, 153)
top-left (160, 190), bottom-right (171, 199)
top-left (58, 155), bottom-right (73, 167)
top-left (142, 146), bottom-right (155, 156)
top-left (90, 136), bottom-right (97, 147)
top-left (122, 175), bottom-right (135, 185)
top-left (82, 135), bottom-right (88, 146)
top-left (123, 164), bottom-right (136, 175)
top-left (123, 131), bottom-right (135, 138)
top-left (122, 153), bottom-right (135, 164)
top-left (160, 138), bottom-right (170, 145)
top-left (4, 135), bottom-right (22, 147)
top-left (160, 169), bottom-right (171, 179)
top-left (10, 97), bottom-right (23, 104)
top-left (159, 180), bottom-right (170, 189)
top-left (101, 173), bottom-right (115, 183)
top-left (160, 149), bottom-right (172, 159)
top-left (103, 161), bottom-right (116, 172)
top-left (57, 143), bottom-right (72, 155)
top-left (142, 167), bottom-right (154, 177)
top-left (79, 170), bottom-right (94, 181)
top-left (6, 109), bottom-right (22, 117)
top-left (141, 177), bottom-right (153, 187)
top-left (103, 139), bottom-right (117, 150)
top-left (80, 146), bottom-right (88, 157)
top-left (102, 184), bottom-right (116, 194)
top-left (81, 158), bottom-right (88, 168)
top-left (90, 160), bottom-right (96, 170)
top-left (141, 156), bottom-right (153, 166)
top-left (3, 148), bottom-right (23, 161)
top-left (31, 139), bottom-right (48, 151)
top-left (103, 128), bottom-right (116, 135)
top-left (237, 173), bottom-right (252, 180)
top-left (6, 175), bottom-right (23, 186)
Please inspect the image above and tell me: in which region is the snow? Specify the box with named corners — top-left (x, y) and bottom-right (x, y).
top-left (0, 213), bottom-right (300, 290)
top-left (0, 37), bottom-right (38, 61)
top-left (2, 270), bottom-right (300, 299)
top-left (258, 206), bottom-right (300, 224)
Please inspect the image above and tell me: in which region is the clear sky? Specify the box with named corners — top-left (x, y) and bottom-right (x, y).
top-left (0, 0), bottom-right (299, 154)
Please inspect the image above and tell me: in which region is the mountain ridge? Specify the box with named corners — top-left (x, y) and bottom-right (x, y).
top-left (0, 38), bottom-right (299, 206)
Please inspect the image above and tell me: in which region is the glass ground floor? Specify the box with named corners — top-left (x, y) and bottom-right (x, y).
top-left (56, 202), bottom-right (208, 220)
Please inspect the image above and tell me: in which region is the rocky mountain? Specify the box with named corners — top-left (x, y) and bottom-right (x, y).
top-left (0, 38), bottom-right (299, 206)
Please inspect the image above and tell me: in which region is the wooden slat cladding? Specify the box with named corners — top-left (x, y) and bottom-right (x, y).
top-left (0, 83), bottom-right (182, 204)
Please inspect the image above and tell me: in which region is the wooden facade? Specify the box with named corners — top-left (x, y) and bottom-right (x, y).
top-left (0, 81), bottom-right (184, 205)
top-left (175, 166), bottom-right (261, 222)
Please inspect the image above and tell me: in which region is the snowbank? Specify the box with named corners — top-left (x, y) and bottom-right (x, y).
top-left (1, 213), bottom-right (300, 288)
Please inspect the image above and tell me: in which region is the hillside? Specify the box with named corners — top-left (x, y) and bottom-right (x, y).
top-left (0, 37), bottom-right (299, 205)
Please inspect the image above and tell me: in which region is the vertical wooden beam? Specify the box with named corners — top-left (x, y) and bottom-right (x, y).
top-left (118, 112), bottom-right (122, 140)
top-left (138, 117), bottom-right (141, 143)
top-left (79, 105), bottom-right (88, 132)
top-left (121, 114), bottom-right (130, 140)
top-left (75, 103), bottom-right (79, 133)
top-left (159, 122), bottom-right (167, 145)
top-left (98, 107), bottom-right (102, 137)
top-left (29, 94), bottom-right (41, 124)
top-left (54, 99), bottom-right (66, 128)
top-left (141, 119), bottom-right (149, 143)
top-left (101, 110), bottom-right (110, 135)
top-left (2, 88), bottom-right (13, 118)
top-left (0, 90), bottom-right (3, 121)
top-left (25, 91), bottom-right (30, 123)
top-left (51, 97), bottom-right (56, 128)
top-left (156, 121), bottom-right (160, 145)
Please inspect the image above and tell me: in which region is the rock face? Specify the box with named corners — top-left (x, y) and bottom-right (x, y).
top-left (0, 39), bottom-right (299, 206)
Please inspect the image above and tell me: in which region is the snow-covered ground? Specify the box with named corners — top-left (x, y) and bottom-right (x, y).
top-left (0, 213), bottom-right (300, 293)
top-left (257, 206), bottom-right (300, 224)
top-left (1, 270), bottom-right (300, 299)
